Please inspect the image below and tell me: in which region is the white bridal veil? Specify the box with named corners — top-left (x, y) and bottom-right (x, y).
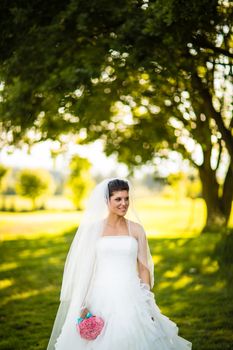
top-left (47, 178), bottom-right (154, 350)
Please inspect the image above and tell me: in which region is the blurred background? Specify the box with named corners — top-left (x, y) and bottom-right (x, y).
top-left (0, 0), bottom-right (232, 349)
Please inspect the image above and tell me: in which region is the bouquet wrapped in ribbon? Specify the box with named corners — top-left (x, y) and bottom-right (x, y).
top-left (76, 312), bottom-right (104, 340)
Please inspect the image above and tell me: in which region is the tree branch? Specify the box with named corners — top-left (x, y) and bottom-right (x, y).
top-left (194, 35), bottom-right (233, 59)
top-left (221, 159), bottom-right (233, 219)
top-left (192, 72), bottom-right (233, 168)
top-left (175, 142), bottom-right (199, 168)
top-left (214, 139), bottom-right (223, 172)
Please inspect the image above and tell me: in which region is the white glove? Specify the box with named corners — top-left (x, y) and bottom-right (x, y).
top-left (139, 280), bottom-right (156, 321)
top-left (140, 282), bottom-right (150, 291)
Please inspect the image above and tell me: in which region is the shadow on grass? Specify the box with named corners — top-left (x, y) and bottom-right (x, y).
top-left (0, 230), bottom-right (233, 350)
top-left (149, 234), bottom-right (233, 350)
top-left (0, 228), bottom-right (76, 350)
top-left (214, 229), bottom-right (233, 287)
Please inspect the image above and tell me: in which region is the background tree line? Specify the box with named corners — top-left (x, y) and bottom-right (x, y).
top-left (0, 156), bottom-right (93, 210)
top-left (0, 161), bottom-right (202, 211)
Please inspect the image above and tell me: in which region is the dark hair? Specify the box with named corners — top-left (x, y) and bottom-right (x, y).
top-left (108, 179), bottom-right (129, 197)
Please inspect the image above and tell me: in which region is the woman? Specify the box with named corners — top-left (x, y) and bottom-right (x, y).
top-left (47, 178), bottom-right (192, 350)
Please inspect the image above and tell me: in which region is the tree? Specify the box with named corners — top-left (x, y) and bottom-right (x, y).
top-left (0, 0), bottom-right (232, 230)
top-left (167, 172), bottom-right (188, 200)
top-left (66, 155), bottom-right (94, 209)
top-left (0, 164), bottom-right (9, 210)
top-left (0, 164), bottom-right (8, 190)
top-left (16, 169), bottom-right (54, 210)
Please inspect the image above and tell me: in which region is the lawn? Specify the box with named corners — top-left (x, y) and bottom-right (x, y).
top-left (0, 196), bottom-right (210, 240)
top-left (0, 197), bottom-right (233, 349)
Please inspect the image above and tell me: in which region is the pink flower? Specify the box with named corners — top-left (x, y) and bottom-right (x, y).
top-left (77, 316), bottom-right (104, 340)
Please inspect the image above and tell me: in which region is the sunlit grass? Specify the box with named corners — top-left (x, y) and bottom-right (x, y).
top-left (135, 196), bottom-right (206, 237)
top-left (0, 196), bottom-right (210, 241)
top-left (1, 195), bottom-right (75, 211)
top-left (0, 229), bottom-right (232, 349)
top-left (0, 279), bottom-right (14, 290)
top-left (0, 195), bottom-right (233, 349)
top-left (0, 211), bottom-right (81, 240)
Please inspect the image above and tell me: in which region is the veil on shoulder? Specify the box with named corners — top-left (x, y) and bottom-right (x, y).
top-left (47, 178), bottom-right (154, 350)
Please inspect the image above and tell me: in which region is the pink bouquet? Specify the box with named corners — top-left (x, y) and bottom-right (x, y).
top-left (76, 312), bottom-right (104, 340)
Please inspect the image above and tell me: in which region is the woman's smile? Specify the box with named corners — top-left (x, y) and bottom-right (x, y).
top-left (108, 190), bottom-right (129, 216)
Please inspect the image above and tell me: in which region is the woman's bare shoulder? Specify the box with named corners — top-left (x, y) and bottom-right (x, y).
top-left (127, 220), bottom-right (144, 237)
top-left (127, 219), bottom-right (142, 229)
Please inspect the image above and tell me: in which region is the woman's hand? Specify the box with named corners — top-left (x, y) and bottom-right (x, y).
top-left (80, 307), bottom-right (90, 318)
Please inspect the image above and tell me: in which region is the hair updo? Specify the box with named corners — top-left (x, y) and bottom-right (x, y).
top-left (107, 179), bottom-right (129, 197)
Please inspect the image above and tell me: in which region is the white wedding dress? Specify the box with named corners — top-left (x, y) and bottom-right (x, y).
top-left (54, 234), bottom-right (192, 350)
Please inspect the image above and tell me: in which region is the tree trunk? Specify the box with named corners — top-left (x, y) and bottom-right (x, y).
top-left (221, 161), bottom-right (233, 224)
top-left (0, 194), bottom-right (6, 211)
top-left (198, 165), bottom-right (233, 232)
top-left (31, 197), bottom-right (37, 211)
top-left (192, 72), bottom-right (233, 172)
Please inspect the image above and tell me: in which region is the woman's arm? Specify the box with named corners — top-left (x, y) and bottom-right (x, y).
top-left (79, 260), bottom-right (97, 318)
top-left (134, 222), bottom-right (152, 290)
top-left (138, 260), bottom-right (154, 320)
top-left (137, 260), bottom-right (151, 288)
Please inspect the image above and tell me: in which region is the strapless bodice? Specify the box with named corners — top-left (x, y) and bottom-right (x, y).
top-left (91, 235), bottom-right (139, 288)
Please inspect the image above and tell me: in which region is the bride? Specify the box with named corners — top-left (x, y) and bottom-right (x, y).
top-left (47, 178), bottom-right (192, 349)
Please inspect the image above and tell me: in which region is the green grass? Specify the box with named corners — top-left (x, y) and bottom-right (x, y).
top-left (0, 195), bottom-right (75, 211)
top-left (0, 230), bottom-right (72, 350)
top-left (151, 234), bottom-right (233, 350)
top-left (1, 230), bottom-right (232, 349)
top-left (0, 211), bottom-right (82, 240)
top-left (0, 197), bottom-right (233, 349)
top-left (0, 197), bottom-right (212, 240)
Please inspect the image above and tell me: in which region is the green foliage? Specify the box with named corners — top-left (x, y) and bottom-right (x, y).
top-left (167, 172), bottom-right (187, 198)
top-left (215, 228), bottom-right (233, 268)
top-left (0, 164), bottom-right (9, 192)
top-left (0, 0), bottom-right (231, 147)
top-left (0, 164), bottom-right (10, 211)
top-left (0, 0), bottom-right (232, 229)
top-left (166, 172), bottom-right (202, 199)
top-left (66, 155), bottom-right (94, 209)
top-left (15, 169), bottom-right (54, 209)
top-left (186, 175), bottom-right (202, 199)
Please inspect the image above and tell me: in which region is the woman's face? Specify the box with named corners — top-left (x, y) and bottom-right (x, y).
top-left (108, 190), bottom-right (129, 216)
